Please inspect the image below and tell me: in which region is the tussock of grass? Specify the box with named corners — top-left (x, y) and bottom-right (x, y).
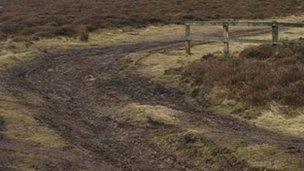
top-left (253, 103), bottom-right (304, 138)
top-left (0, 40), bottom-right (40, 74)
top-left (11, 149), bottom-right (79, 171)
top-left (236, 144), bottom-right (304, 170)
top-left (0, 92), bottom-right (67, 148)
top-left (118, 103), bottom-right (180, 127)
top-left (205, 86), bottom-right (264, 120)
top-left (153, 129), bottom-right (245, 170)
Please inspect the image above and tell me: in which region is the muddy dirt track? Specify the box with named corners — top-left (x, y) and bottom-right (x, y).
top-left (1, 30), bottom-right (304, 170)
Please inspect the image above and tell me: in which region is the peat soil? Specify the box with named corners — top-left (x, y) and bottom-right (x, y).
top-left (1, 33), bottom-right (304, 169)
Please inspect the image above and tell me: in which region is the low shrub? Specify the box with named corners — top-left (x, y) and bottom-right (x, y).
top-left (52, 27), bottom-right (76, 37)
top-left (180, 45), bottom-right (304, 107)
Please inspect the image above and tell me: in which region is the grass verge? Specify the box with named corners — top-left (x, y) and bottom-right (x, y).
top-left (236, 144), bottom-right (304, 170)
top-left (118, 103), bottom-right (180, 128)
top-left (152, 129), bottom-right (247, 170)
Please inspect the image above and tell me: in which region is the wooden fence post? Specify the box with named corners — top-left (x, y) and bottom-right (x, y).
top-left (185, 23), bottom-right (191, 55)
top-left (223, 23), bottom-right (229, 57)
top-left (272, 22), bottom-right (279, 56)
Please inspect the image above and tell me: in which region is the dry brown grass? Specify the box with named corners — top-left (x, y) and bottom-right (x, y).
top-left (118, 103), bottom-right (180, 127)
top-left (236, 144), bottom-right (303, 170)
top-left (153, 129), bottom-right (246, 170)
top-left (0, 91), bottom-right (68, 148)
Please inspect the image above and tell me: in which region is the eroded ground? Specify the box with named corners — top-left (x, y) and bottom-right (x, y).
top-left (1, 19), bottom-right (304, 170)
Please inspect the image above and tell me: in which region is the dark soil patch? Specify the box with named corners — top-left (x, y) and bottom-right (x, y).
top-left (0, 117), bottom-right (4, 131)
top-left (1, 0), bottom-right (304, 39)
top-left (0, 116), bottom-right (4, 140)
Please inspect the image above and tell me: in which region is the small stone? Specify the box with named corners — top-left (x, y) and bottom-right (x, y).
top-left (84, 75), bottom-right (96, 82)
top-left (129, 32), bottom-right (139, 36)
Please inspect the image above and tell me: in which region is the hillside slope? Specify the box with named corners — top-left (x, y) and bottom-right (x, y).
top-left (1, 0), bottom-right (304, 39)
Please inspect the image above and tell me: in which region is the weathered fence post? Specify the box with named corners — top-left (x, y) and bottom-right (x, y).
top-left (223, 23), bottom-right (229, 57)
top-left (272, 22), bottom-right (279, 56)
top-left (183, 20), bottom-right (303, 56)
top-left (185, 23), bottom-right (191, 55)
